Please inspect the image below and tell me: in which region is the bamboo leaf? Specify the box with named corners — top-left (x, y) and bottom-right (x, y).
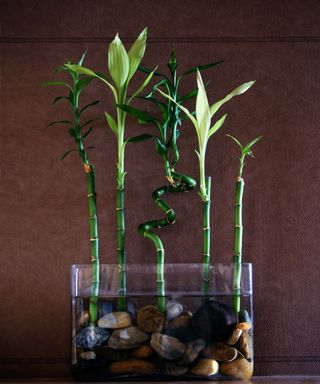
top-left (117, 104), bottom-right (158, 123)
top-left (42, 81), bottom-right (72, 89)
top-left (80, 119), bottom-right (99, 130)
top-left (104, 111), bottom-right (118, 136)
top-left (82, 126), bottom-right (93, 138)
top-left (145, 79), bottom-right (169, 98)
top-left (157, 88), bottom-right (199, 131)
top-left (53, 96), bottom-right (69, 104)
top-left (79, 100), bottom-right (99, 115)
top-left (47, 120), bottom-right (71, 127)
top-left (196, 70), bottom-right (210, 136)
top-left (179, 87), bottom-right (198, 102)
top-left (182, 60), bottom-right (224, 76)
top-left (210, 81), bottom-right (256, 118)
top-left (127, 28), bottom-right (147, 82)
top-left (208, 114), bottom-right (227, 139)
top-left (108, 34), bottom-right (129, 89)
top-left (64, 64), bottom-right (97, 78)
top-left (128, 67), bottom-right (157, 103)
top-left (78, 50), bottom-right (87, 66)
top-left (126, 133), bottom-right (155, 143)
top-left (243, 135), bottom-right (262, 153)
top-left (194, 149), bottom-right (201, 160)
top-left (226, 134), bottom-right (243, 151)
top-left (138, 65), bottom-right (164, 77)
top-left (76, 77), bottom-right (93, 93)
top-left (60, 148), bottom-right (77, 160)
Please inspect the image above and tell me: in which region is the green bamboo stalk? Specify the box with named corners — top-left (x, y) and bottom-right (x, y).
top-left (202, 176), bottom-right (211, 295)
top-left (159, 71), bottom-right (255, 295)
top-left (138, 172), bottom-right (196, 311)
top-left (228, 134), bottom-right (262, 313)
top-left (45, 53), bottom-right (100, 325)
top-left (64, 29), bottom-right (153, 311)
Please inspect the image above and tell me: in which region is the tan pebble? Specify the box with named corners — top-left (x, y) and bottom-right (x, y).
top-left (236, 322), bottom-right (252, 331)
top-left (190, 358), bottom-right (219, 377)
top-left (131, 345), bottom-right (154, 359)
top-left (201, 342), bottom-right (237, 362)
top-left (137, 305), bottom-right (165, 333)
top-left (227, 328), bottom-right (242, 345)
top-left (80, 351), bottom-right (96, 360)
top-left (98, 311), bottom-right (131, 329)
top-left (167, 314), bottom-right (192, 329)
top-left (238, 332), bottom-right (253, 359)
top-left (110, 358), bottom-right (157, 375)
top-left (220, 358), bottom-right (253, 379)
top-left (77, 311), bottom-right (89, 328)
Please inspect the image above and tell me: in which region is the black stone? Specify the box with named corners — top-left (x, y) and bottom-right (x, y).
top-left (164, 326), bottom-right (195, 343)
top-left (75, 326), bottom-right (110, 348)
top-left (191, 300), bottom-right (237, 342)
top-left (238, 309), bottom-right (251, 324)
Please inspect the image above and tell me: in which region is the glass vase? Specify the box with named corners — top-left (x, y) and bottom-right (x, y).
top-left (71, 263), bottom-right (253, 380)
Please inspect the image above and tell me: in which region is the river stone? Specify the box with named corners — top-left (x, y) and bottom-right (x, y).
top-left (237, 322), bottom-right (252, 331)
top-left (190, 358), bottom-right (219, 377)
top-left (167, 314), bottom-right (192, 329)
top-left (238, 332), bottom-right (253, 359)
top-left (238, 309), bottom-right (251, 324)
top-left (137, 305), bottom-right (165, 333)
top-left (191, 300), bottom-right (237, 342)
top-left (178, 338), bottom-right (206, 366)
top-left (131, 345), bottom-right (154, 359)
top-left (166, 300), bottom-right (183, 321)
top-left (108, 326), bottom-right (150, 349)
top-left (80, 351), bottom-right (96, 360)
top-left (150, 332), bottom-right (186, 360)
top-left (163, 326), bottom-right (195, 343)
top-left (220, 358), bottom-right (253, 379)
top-left (110, 358), bottom-right (157, 375)
top-left (201, 342), bottom-right (238, 362)
top-left (94, 345), bottom-right (130, 362)
top-left (227, 328), bottom-right (242, 345)
top-left (98, 311), bottom-right (132, 329)
top-left (161, 363), bottom-right (188, 376)
top-left (74, 326), bottom-right (110, 348)
top-left (77, 310), bottom-right (90, 328)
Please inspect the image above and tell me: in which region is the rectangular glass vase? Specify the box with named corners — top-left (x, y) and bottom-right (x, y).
top-left (71, 263), bottom-right (253, 381)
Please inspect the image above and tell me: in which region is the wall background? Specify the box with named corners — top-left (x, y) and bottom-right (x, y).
top-left (1, 0), bottom-right (320, 377)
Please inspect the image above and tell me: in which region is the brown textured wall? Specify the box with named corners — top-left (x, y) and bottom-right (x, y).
top-left (0, 0), bottom-right (320, 377)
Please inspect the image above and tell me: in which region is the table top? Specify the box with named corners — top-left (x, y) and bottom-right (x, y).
top-left (1, 377), bottom-right (320, 383)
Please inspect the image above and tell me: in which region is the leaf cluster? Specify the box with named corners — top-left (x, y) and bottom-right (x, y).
top-left (43, 52), bottom-right (99, 161)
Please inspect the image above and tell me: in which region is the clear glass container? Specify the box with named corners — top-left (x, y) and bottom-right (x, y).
top-left (71, 263), bottom-right (253, 381)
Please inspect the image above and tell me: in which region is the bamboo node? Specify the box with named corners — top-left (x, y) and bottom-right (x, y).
top-left (89, 215), bottom-right (97, 220)
top-left (84, 163), bottom-right (92, 173)
top-left (117, 227), bottom-right (124, 230)
top-left (234, 224), bottom-right (242, 228)
top-left (202, 226), bottom-right (210, 230)
top-left (91, 256), bottom-right (97, 262)
top-left (117, 248), bottom-right (124, 251)
top-left (87, 193), bottom-right (96, 198)
top-left (236, 176), bottom-right (243, 182)
top-left (90, 237), bottom-right (98, 242)
top-left (202, 253), bottom-right (210, 256)
top-left (116, 207), bottom-right (125, 211)
top-left (156, 248), bottom-right (164, 252)
top-left (165, 208), bottom-right (174, 215)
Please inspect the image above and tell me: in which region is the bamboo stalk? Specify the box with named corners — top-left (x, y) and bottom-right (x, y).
top-left (202, 176), bottom-right (211, 295)
top-left (116, 187), bottom-right (126, 310)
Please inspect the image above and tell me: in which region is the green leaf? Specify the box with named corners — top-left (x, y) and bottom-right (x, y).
top-left (79, 100), bottom-right (99, 115)
top-left (226, 134), bottom-right (243, 151)
top-left (53, 96), bottom-right (68, 104)
top-left (155, 138), bottom-right (167, 156)
top-left (104, 112), bottom-right (118, 136)
top-left (42, 81), bottom-right (72, 89)
top-left (127, 28), bottom-right (147, 82)
top-left (108, 34), bottom-right (129, 89)
top-left (244, 136), bottom-right (262, 153)
top-left (179, 87), bottom-right (198, 102)
top-left (210, 81), bottom-right (256, 118)
top-left (183, 60), bottom-right (224, 76)
top-left (60, 148), bottom-right (77, 160)
top-left (76, 77), bottom-right (93, 93)
top-left (117, 104), bottom-right (158, 124)
top-left (194, 149), bottom-right (201, 160)
top-left (82, 126), bottom-right (93, 138)
top-left (138, 65), bottom-right (164, 77)
top-left (78, 50), bottom-right (87, 66)
top-left (128, 67), bottom-right (157, 103)
top-left (47, 120), bottom-right (71, 127)
top-left (64, 64), bottom-right (97, 78)
top-left (126, 133), bottom-right (155, 143)
top-left (196, 70), bottom-right (210, 137)
top-left (208, 114), bottom-right (227, 139)
top-left (80, 119), bottom-right (98, 130)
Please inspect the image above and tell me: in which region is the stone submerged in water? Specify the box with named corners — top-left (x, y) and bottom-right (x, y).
top-left (108, 326), bottom-right (150, 349)
top-left (95, 345), bottom-right (130, 362)
top-left (220, 358), bottom-right (253, 379)
top-left (178, 338), bottom-right (206, 366)
top-left (190, 358), bottom-right (219, 377)
top-left (167, 313), bottom-right (192, 329)
top-left (110, 358), bottom-right (157, 375)
top-left (191, 300), bottom-right (237, 342)
top-left (98, 311), bottom-right (132, 329)
top-left (161, 363), bottom-right (188, 376)
top-left (201, 342), bottom-right (238, 362)
top-left (227, 328), bottom-right (242, 345)
top-left (166, 300), bottom-right (183, 321)
top-left (238, 331), bottom-right (253, 360)
top-left (150, 333), bottom-right (186, 360)
top-left (131, 345), bottom-right (154, 359)
top-left (80, 351), bottom-right (96, 360)
top-left (137, 305), bottom-right (165, 333)
top-left (75, 326), bottom-right (109, 348)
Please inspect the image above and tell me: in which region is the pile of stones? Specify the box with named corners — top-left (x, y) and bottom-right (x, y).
top-left (74, 299), bottom-right (253, 380)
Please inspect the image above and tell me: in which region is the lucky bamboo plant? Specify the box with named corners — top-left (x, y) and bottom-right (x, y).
top-left (44, 53), bottom-right (101, 329)
top-left (227, 134), bottom-right (262, 313)
top-left (118, 50), bottom-right (222, 311)
top-left (159, 70), bottom-right (255, 294)
top-left (64, 28), bottom-right (154, 310)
